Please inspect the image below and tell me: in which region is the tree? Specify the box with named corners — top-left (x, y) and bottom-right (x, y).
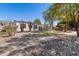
top-left (56, 21), bottom-right (66, 31)
top-left (44, 3), bottom-right (79, 37)
top-left (58, 4), bottom-right (79, 36)
top-left (28, 22), bottom-right (32, 31)
top-left (43, 4), bottom-right (57, 31)
top-left (34, 19), bottom-right (41, 25)
top-left (43, 11), bottom-right (53, 31)
top-left (68, 20), bottom-right (76, 29)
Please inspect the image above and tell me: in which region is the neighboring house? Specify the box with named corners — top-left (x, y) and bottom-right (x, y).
top-left (14, 21), bottom-right (30, 32)
top-left (14, 21), bottom-right (40, 32)
top-left (31, 24), bottom-right (40, 31)
top-left (0, 20), bottom-right (41, 32)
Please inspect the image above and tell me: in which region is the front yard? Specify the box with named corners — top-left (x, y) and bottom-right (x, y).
top-left (0, 30), bottom-right (78, 56)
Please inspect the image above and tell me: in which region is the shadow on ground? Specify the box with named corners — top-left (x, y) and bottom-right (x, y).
top-left (0, 34), bottom-right (79, 56)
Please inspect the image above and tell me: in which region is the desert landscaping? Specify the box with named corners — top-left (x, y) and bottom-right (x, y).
top-left (0, 31), bottom-right (78, 56)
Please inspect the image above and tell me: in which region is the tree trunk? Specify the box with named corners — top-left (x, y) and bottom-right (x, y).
top-left (50, 24), bottom-right (52, 31)
top-left (49, 24), bottom-right (53, 31)
top-left (64, 23), bottom-right (67, 32)
top-left (75, 9), bottom-right (79, 37)
top-left (49, 20), bottom-right (53, 31)
top-left (75, 21), bottom-right (79, 37)
top-left (64, 21), bottom-right (68, 32)
top-left (48, 24), bottom-right (51, 31)
top-left (76, 28), bottom-right (79, 37)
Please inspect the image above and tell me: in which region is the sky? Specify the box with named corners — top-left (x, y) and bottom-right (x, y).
top-left (0, 3), bottom-right (59, 25)
top-left (0, 3), bottom-right (52, 24)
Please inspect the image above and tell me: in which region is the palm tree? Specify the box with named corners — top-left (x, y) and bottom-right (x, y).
top-left (61, 3), bottom-right (79, 36)
top-left (74, 4), bottom-right (79, 36)
top-left (43, 4), bottom-right (59, 31)
top-left (44, 3), bottom-right (79, 37)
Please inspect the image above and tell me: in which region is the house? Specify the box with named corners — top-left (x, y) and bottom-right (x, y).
top-left (14, 21), bottom-right (30, 32)
top-left (14, 21), bottom-right (40, 32)
top-left (0, 20), bottom-right (42, 33)
top-left (31, 24), bottom-right (40, 31)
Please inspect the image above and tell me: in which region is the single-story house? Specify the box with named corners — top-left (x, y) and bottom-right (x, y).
top-left (14, 21), bottom-right (40, 32)
top-left (0, 20), bottom-right (42, 32)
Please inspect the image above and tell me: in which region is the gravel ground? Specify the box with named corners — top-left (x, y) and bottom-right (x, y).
top-left (0, 32), bottom-right (79, 56)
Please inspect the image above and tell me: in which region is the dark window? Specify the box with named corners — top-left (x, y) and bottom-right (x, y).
top-left (34, 25), bottom-right (37, 29)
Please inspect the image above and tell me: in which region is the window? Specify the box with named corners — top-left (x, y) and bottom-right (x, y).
top-left (34, 25), bottom-right (37, 29)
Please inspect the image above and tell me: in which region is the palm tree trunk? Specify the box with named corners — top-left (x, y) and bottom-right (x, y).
top-left (64, 20), bottom-right (68, 32)
top-left (64, 4), bottom-right (68, 32)
top-left (75, 6), bottom-right (79, 37)
top-left (50, 24), bottom-right (52, 31)
top-left (51, 20), bottom-right (53, 30)
top-left (50, 20), bottom-right (53, 31)
top-left (64, 22), bottom-right (67, 32)
top-left (76, 28), bottom-right (79, 37)
top-left (75, 21), bottom-right (79, 37)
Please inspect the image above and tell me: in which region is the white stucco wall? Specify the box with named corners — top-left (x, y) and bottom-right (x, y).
top-left (24, 23), bottom-right (29, 31)
top-left (31, 25), bottom-right (39, 31)
top-left (16, 22), bottom-right (39, 32)
top-left (16, 23), bottom-right (21, 32)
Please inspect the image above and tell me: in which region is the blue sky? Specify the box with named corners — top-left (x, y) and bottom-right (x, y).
top-left (0, 3), bottom-right (52, 24)
top-left (0, 3), bottom-right (59, 25)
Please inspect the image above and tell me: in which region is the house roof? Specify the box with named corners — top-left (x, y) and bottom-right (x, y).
top-left (14, 20), bottom-right (29, 23)
top-left (14, 20), bottom-right (35, 25)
